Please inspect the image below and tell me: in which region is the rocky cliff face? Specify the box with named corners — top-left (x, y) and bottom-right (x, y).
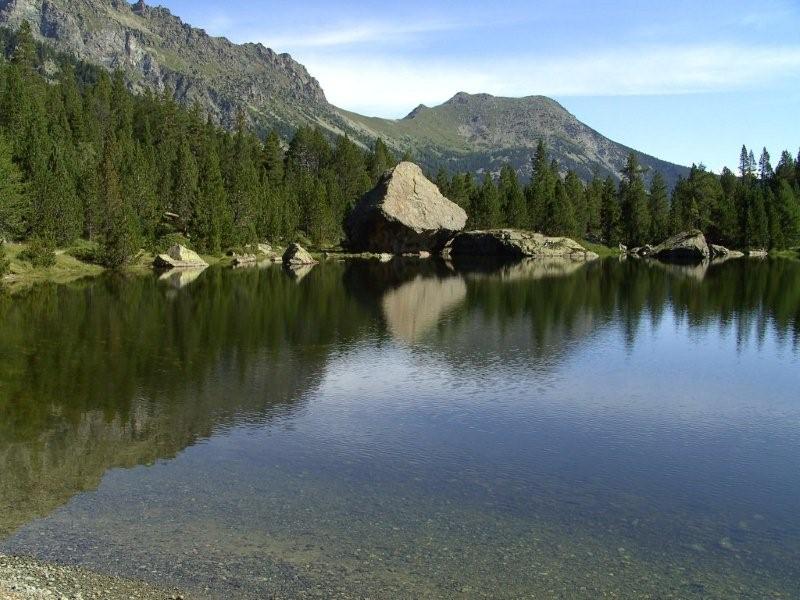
top-left (0, 0), bottom-right (688, 183)
top-left (0, 0), bottom-right (331, 132)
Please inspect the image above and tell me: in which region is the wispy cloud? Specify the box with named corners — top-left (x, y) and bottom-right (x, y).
top-left (301, 44), bottom-right (800, 117)
top-left (261, 19), bottom-right (473, 49)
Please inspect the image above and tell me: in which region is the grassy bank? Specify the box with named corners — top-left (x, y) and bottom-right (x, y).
top-left (2, 242), bottom-right (105, 293)
top-left (579, 240), bottom-right (621, 258)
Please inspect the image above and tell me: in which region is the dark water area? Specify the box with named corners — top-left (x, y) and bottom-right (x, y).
top-left (1, 257), bottom-right (799, 598)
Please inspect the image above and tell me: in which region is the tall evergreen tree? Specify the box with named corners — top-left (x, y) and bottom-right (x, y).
top-left (648, 171), bottom-right (669, 243)
top-left (0, 131), bottom-right (27, 239)
top-left (99, 132), bottom-right (137, 267)
top-left (498, 164), bottom-right (526, 227)
top-left (600, 176), bottom-right (622, 246)
top-left (472, 174), bottom-right (501, 229)
top-left (619, 153), bottom-right (650, 246)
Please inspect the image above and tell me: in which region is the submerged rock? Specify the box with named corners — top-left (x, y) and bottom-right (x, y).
top-left (449, 229), bottom-right (598, 260)
top-left (748, 249), bottom-right (768, 258)
top-left (652, 230), bottom-right (710, 262)
top-left (282, 243), bottom-right (317, 266)
top-left (153, 245), bottom-right (208, 269)
top-left (345, 162), bottom-right (468, 253)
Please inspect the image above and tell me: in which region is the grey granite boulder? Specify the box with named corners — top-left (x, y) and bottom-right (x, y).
top-left (652, 230), bottom-right (710, 262)
top-left (449, 229), bottom-right (598, 260)
top-left (345, 162), bottom-right (468, 253)
top-left (153, 245), bottom-right (208, 269)
top-left (282, 243), bottom-right (317, 266)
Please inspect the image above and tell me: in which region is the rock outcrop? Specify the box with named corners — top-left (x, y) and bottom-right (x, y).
top-left (153, 245), bottom-right (208, 269)
top-left (710, 244), bottom-right (744, 260)
top-left (282, 243), bottom-right (317, 266)
top-left (345, 162), bottom-right (468, 254)
top-left (652, 230), bottom-right (710, 262)
top-left (448, 229), bottom-right (598, 260)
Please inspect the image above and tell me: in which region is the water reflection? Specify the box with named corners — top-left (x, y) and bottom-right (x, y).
top-left (0, 257), bottom-right (798, 597)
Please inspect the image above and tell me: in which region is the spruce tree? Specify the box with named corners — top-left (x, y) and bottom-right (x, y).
top-left (0, 131), bottom-right (28, 239)
top-left (648, 171), bottom-right (669, 243)
top-left (600, 176), bottom-right (622, 246)
top-left (527, 141), bottom-right (556, 231)
top-left (564, 170), bottom-right (586, 237)
top-left (619, 153), bottom-right (650, 246)
top-left (99, 132), bottom-right (137, 267)
top-left (544, 179), bottom-right (576, 237)
top-left (262, 130), bottom-right (285, 183)
top-left (498, 164), bottom-right (526, 227)
top-left (472, 174), bottom-right (501, 229)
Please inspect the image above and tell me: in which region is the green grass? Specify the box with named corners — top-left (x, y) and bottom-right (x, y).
top-left (2, 242), bottom-right (105, 293)
top-left (579, 240), bottom-right (621, 258)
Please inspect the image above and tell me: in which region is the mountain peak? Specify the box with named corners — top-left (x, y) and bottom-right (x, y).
top-left (403, 104), bottom-right (429, 120)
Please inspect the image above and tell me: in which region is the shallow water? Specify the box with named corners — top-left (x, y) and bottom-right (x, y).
top-left (1, 257), bottom-right (799, 598)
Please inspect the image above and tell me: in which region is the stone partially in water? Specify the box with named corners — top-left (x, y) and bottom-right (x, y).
top-left (449, 229), bottom-right (598, 260)
top-left (345, 162), bottom-right (468, 253)
top-left (652, 230), bottom-right (710, 262)
top-left (282, 243), bottom-right (318, 266)
top-left (153, 245), bottom-right (208, 270)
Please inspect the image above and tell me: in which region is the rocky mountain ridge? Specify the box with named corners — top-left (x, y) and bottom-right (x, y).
top-left (0, 0), bottom-right (688, 183)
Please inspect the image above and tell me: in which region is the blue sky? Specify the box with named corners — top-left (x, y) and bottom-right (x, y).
top-left (154, 0), bottom-right (800, 170)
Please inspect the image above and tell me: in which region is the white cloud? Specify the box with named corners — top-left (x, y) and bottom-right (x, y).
top-left (261, 19), bottom-right (474, 49)
top-left (298, 44), bottom-right (800, 117)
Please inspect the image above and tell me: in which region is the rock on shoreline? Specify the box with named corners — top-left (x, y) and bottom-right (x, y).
top-left (448, 229), bottom-right (599, 260)
top-left (153, 245), bottom-right (208, 270)
top-left (345, 162), bottom-right (467, 254)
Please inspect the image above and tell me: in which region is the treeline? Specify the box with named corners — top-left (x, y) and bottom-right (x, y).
top-left (1, 21), bottom-right (799, 276)
top-left (0, 23), bottom-right (398, 268)
top-left (436, 142), bottom-right (800, 250)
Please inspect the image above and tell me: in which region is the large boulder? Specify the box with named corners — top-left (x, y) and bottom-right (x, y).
top-left (449, 229), bottom-right (598, 260)
top-left (652, 230), bottom-right (710, 262)
top-left (153, 245), bottom-right (208, 269)
top-left (282, 243), bottom-right (317, 266)
top-left (345, 162), bottom-right (468, 253)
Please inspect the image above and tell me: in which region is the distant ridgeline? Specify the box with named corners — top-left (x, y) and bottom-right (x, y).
top-left (0, 22), bottom-right (799, 272)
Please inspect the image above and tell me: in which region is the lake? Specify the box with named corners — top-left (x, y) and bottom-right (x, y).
top-left (1, 257), bottom-right (799, 598)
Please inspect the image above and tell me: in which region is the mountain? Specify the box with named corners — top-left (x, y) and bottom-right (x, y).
top-left (341, 93), bottom-right (687, 184)
top-left (0, 0), bottom-right (688, 184)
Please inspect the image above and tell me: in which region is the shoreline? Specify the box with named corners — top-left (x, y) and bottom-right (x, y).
top-left (0, 554), bottom-right (184, 600)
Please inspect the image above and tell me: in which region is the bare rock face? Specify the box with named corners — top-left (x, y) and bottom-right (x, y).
top-left (652, 230), bottom-right (710, 262)
top-left (282, 243), bottom-right (317, 266)
top-left (345, 162), bottom-right (468, 254)
top-left (449, 229), bottom-right (598, 260)
top-left (153, 245), bottom-right (208, 269)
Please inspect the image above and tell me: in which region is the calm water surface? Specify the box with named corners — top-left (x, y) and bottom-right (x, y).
top-left (1, 257), bottom-right (799, 598)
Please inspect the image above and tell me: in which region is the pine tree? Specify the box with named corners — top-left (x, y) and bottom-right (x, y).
top-left (527, 141), bottom-right (556, 231)
top-left (368, 138), bottom-right (394, 180)
top-left (99, 132), bottom-right (137, 267)
top-left (584, 176), bottom-right (603, 242)
top-left (543, 179), bottom-right (576, 236)
top-left (172, 138), bottom-right (200, 234)
top-left (498, 164), bottom-right (526, 227)
top-left (262, 130), bottom-right (284, 183)
top-left (648, 171), bottom-right (669, 243)
top-left (758, 147), bottom-right (773, 181)
top-left (564, 170), bottom-right (586, 237)
top-left (195, 143), bottom-right (228, 253)
top-left (746, 186), bottom-right (769, 250)
top-left (600, 176), bottom-right (621, 246)
top-left (619, 153), bottom-right (650, 246)
top-left (472, 174), bottom-right (501, 229)
top-left (0, 131), bottom-right (28, 239)
top-left (774, 180), bottom-right (800, 249)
